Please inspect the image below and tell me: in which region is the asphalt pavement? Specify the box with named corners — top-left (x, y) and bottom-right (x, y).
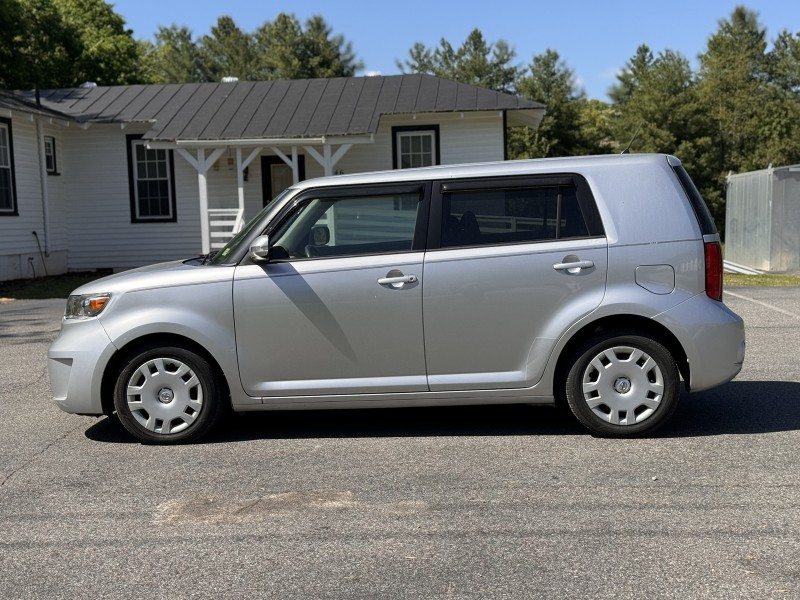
top-left (0, 288), bottom-right (798, 599)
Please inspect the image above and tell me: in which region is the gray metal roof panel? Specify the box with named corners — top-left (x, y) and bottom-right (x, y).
top-left (199, 81), bottom-right (255, 139)
top-left (305, 78), bottom-right (347, 137)
top-left (263, 79), bottom-right (308, 137)
top-left (348, 76), bottom-right (384, 134)
top-left (394, 75), bottom-right (422, 113)
top-left (240, 80), bottom-right (290, 139)
top-left (147, 84), bottom-right (213, 139)
top-left (414, 76), bottom-right (440, 112)
top-left (455, 82), bottom-right (478, 111)
top-left (222, 81), bottom-right (273, 139)
top-left (285, 78), bottom-right (328, 137)
top-left (4, 75), bottom-right (544, 140)
top-left (326, 78), bottom-right (365, 135)
top-left (98, 85), bottom-right (151, 122)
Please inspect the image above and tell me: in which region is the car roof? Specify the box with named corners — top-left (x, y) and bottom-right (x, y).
top-left (290, 153), bottom-right (680, 191)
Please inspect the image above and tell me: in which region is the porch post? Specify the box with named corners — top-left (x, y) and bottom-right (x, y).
top-left (176, 147), bottom-right (226, 254)
top-left (271, 146), bottom-right (300, 183)
top-left (304, 143), bottom-right (353, 176)
top-left (235, 147), bottom-right (263, 231)
top-left (197, 148), bottom-right (210, 254)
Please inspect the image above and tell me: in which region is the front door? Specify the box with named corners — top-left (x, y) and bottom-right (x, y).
top-left (234, 184), bottom-right (429, 398)
top-left (261, 155), bottom-right (306, 206)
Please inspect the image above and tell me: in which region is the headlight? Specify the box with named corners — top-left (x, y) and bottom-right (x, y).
top-left (65, 293), bottom-right (112, 319)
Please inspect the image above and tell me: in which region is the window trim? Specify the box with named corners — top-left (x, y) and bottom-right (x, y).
top-left (44, 136), bottom-right (59, 175)
top-left (260, 182), bottom-right (432, 263)
top-left (428, 174), bottom-right (605, 250)
top-left (0, 117), bottom-right (18, 216)
top-left (126, 134), bottom-right (177, 223)
top-left (392, 125), bottom-right (440, 169)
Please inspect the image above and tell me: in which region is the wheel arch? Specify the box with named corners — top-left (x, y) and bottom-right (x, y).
top-left (100, 333), bottom-right (232, 416)
top-left (553, 314), bottom-right (690, 399)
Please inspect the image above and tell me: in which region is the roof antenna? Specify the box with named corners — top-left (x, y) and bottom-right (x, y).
top-left (621, 122), bottom-right (644, 154)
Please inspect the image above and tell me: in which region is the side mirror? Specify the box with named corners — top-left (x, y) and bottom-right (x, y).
top-left (249, 235), bottom-right (271, 262)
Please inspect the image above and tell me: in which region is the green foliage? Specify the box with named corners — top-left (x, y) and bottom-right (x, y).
top-left (398, 29), bottom-right (519, 93)
top-left (399, 35), bottom-right (605, 160)
top-left (2, 0), bottom-right (143, 88)
top-left (140, 26), bottom-right (207, 84)
top-left (513, 49), bottom-right (610, 158)
top-left (143, 13), bottom-right (362, 83)
top-left (52, 0), bottom-right (142, 85)
top-left (255, 14), bottom-right (362, 79)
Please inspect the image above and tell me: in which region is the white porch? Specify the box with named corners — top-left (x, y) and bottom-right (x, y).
top-left (149, 136), bottom-right (373, 253)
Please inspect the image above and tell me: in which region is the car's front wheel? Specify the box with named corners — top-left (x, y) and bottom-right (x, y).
top-left (565, 333), bottom-right (680, 437)
top-left (113, 345), bottom-right (225, 444)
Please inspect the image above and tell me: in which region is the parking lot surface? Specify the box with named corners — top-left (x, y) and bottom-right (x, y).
top-left (0, 288), bottom-right (798, 599)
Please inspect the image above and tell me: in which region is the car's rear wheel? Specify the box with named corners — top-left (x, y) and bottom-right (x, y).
top-left (565, 333), bottom-right (680, 437)
top-left (113, 345), bottom-right (224, 444)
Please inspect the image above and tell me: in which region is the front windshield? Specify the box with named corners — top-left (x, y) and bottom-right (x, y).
top-left (208, 189), bottom-right (292, 265)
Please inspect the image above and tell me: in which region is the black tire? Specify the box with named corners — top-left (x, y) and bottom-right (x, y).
top-left (113, 345), bottom-right (225, 444)
top-left (565, 332), bottom-right (680, 437)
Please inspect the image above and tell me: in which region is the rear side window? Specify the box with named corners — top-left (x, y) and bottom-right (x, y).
top-left (438, 176), bottom-right (603, 248)
top-left (673, 165), bottom-right (717, 235)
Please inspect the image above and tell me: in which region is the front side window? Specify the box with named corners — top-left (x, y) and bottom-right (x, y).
top-left (0, 118), bottom-right (17, 215)
top-left (126, 135), bottom-right (176, 222)
top-left (269, 190), bottom-right (422, 259)
top-left (393, 126), bottom-right (439, 169)
top-left (441, 183), bottom-right (591, 248)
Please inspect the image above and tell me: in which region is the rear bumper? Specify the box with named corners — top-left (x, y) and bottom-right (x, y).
top-left (48, 318), bottom-right (117, 415)
top-left (654, 294), bottom-right (745, 391)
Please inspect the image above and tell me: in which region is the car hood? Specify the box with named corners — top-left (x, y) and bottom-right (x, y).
top-left (70, 260), bottom-right (235, 296)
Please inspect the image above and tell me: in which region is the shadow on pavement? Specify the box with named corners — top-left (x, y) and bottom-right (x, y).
top-left (84, 380), bottom-right (800, 444)
top-left (662, 380), bottom-right (800, 437)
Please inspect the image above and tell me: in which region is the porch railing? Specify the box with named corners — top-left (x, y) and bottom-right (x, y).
top-left (208, 208), bottom-right (245, 250)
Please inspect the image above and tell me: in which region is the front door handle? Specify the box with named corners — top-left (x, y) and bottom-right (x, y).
top-left (378, 274), bottom-right (418, 286)
top-left (553, 259), bottom-right (594, 273)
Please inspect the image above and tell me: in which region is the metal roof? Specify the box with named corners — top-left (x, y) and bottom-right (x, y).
top-left (2, 75), bottom-right (545, 142)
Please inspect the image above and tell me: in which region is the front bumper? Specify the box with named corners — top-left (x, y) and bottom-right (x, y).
top-left (48, 318), bottom-right (117, 415)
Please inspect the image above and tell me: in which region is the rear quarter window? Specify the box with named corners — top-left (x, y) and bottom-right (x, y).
top-left (672, 165), bottom-right (717, 235)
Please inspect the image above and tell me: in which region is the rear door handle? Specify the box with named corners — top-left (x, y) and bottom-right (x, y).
top-left (553, 260), bottom-right (594, 273)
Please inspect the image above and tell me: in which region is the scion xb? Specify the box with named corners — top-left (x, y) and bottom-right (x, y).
top-left (48, 154), bottom-right (745, 443)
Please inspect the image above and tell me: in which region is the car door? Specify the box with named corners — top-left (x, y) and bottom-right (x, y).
top-left (422, 175), bottom-right (608, 391)
top-left (233, 183), bottom-right (430, 398)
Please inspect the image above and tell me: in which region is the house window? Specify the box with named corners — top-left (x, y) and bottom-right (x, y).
top-left (44, 136), bottom-right (58, 175)
top-left (392, 125), bottom-right (440, 169)
top-left (126, 135), bottom-right (176, 222)
top-left (0, 118), bottom-right (17, 215)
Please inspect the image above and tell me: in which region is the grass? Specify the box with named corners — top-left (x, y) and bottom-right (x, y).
top-left (0, 271), bottom-right (106, 300)
top-left (724, 272), bottom-right (800, 287)
top-left (1, 268), bottom-right (798, 301)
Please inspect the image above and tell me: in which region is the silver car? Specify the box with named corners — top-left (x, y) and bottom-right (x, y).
top-left (48, 154), bottom-right (745, 443)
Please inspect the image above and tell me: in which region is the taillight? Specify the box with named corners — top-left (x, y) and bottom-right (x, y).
top-left (705, 241), bottom-right (723, 301)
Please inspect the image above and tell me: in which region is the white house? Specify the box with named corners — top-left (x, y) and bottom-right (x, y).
top-left (0, 75), bottom-right (545, 281)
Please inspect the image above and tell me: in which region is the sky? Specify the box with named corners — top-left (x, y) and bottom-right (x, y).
top-left (111, 0), bottom-right (800, 101)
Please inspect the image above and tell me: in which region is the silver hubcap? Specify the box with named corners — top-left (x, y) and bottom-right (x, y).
top-left (125, 358), bottom-right (203, 435)
top-left (581, 346), bottom-right (664, 426)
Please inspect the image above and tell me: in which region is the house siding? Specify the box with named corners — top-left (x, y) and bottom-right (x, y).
top-left (64, 124), bottom-right (203, 271)
top-left (0, 109), bottom-right (510, 278)
top-left (0, 115), bottom-right (69, 280)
